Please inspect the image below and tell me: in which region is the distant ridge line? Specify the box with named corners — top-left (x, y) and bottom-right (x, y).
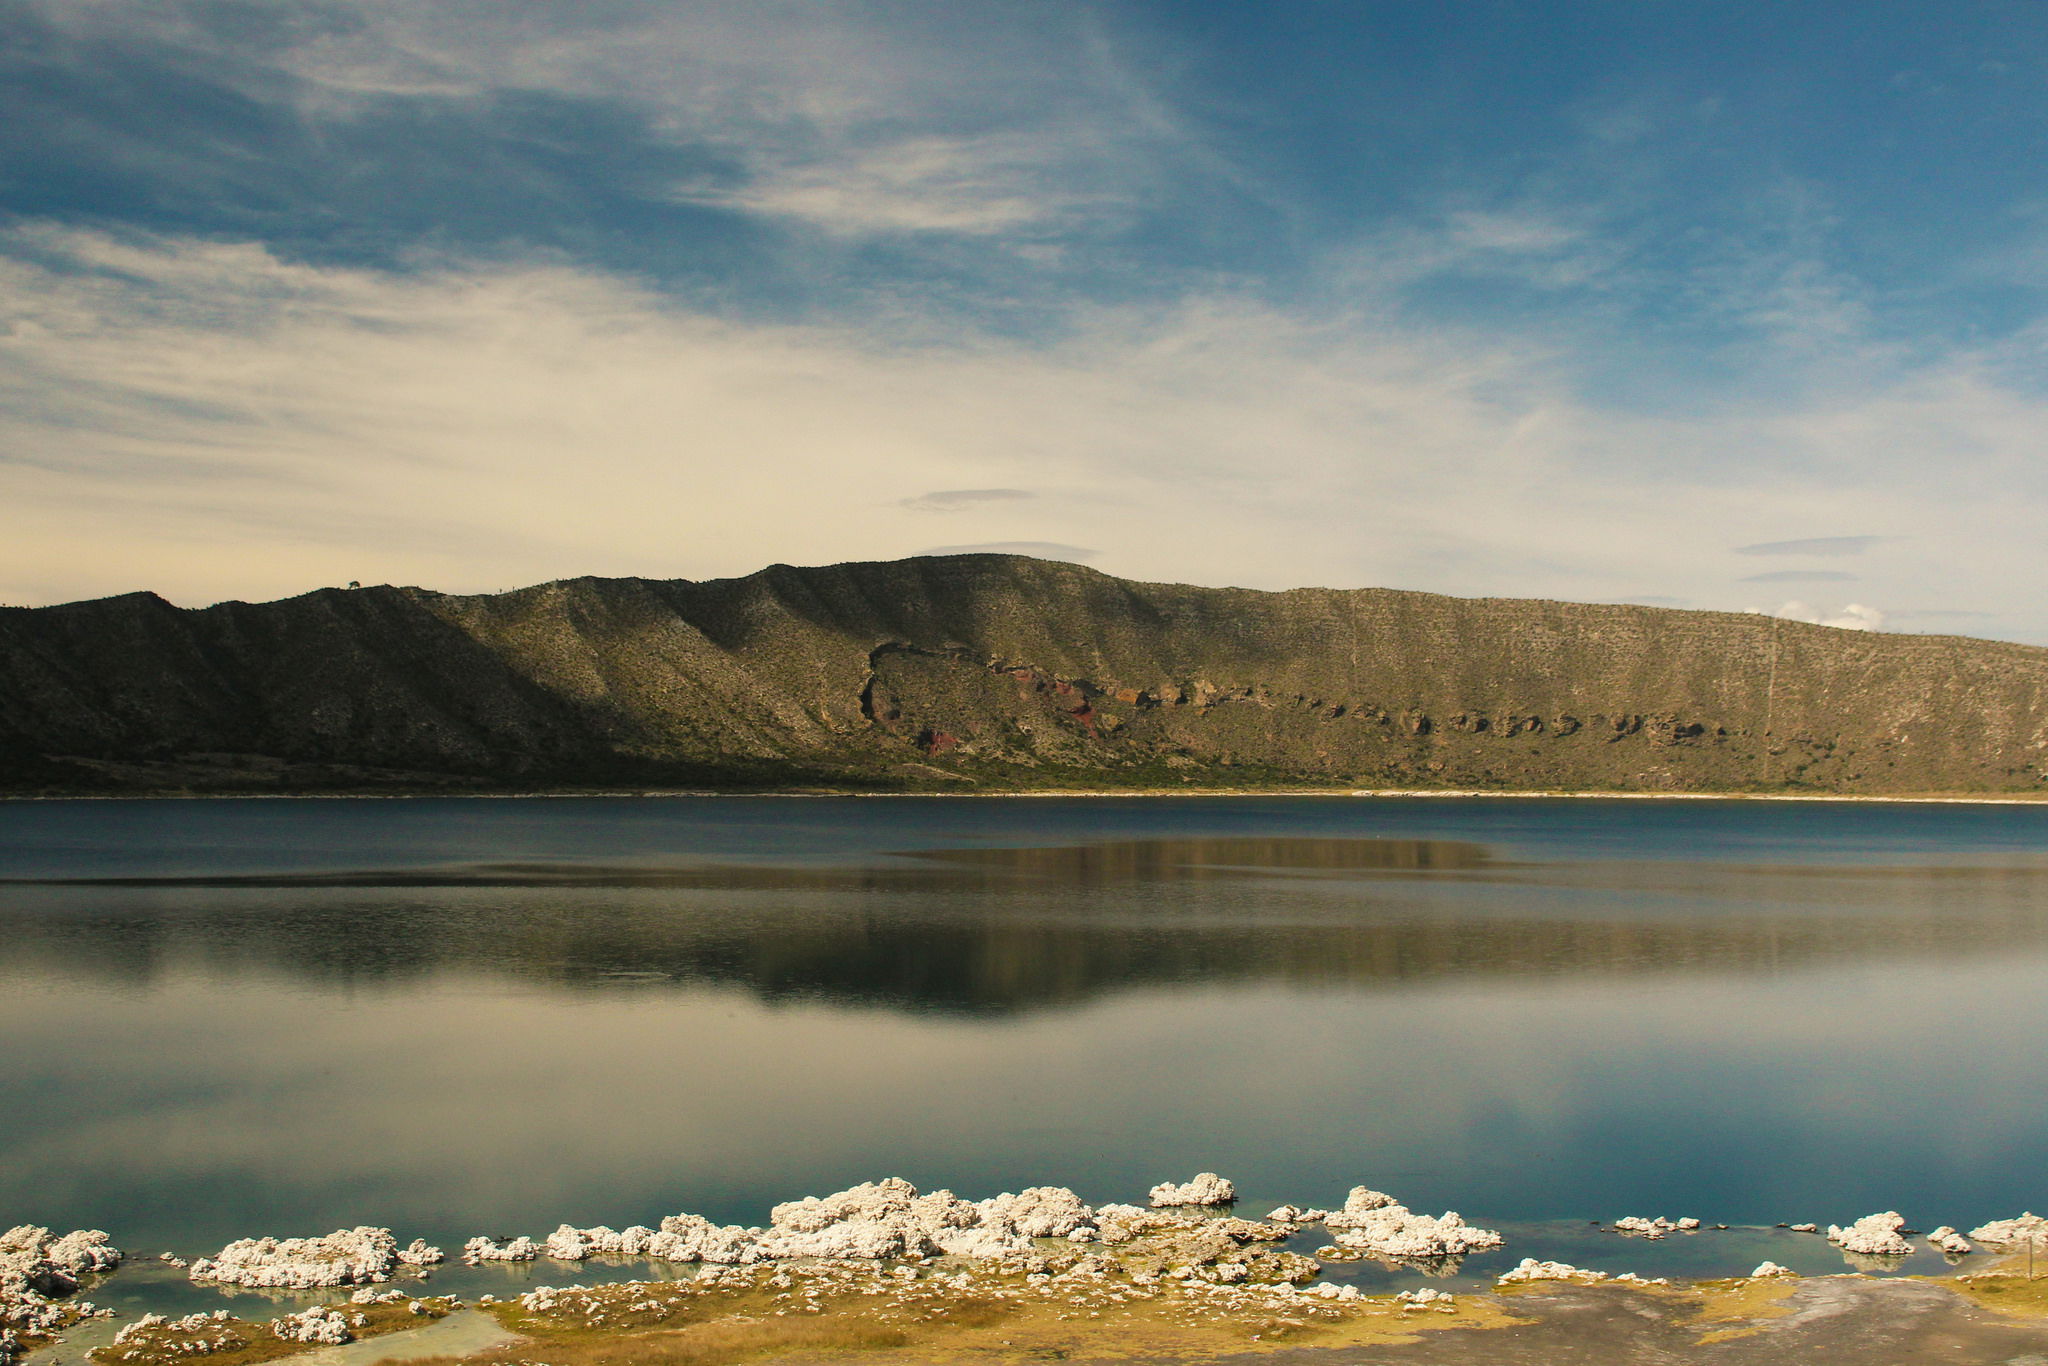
top-left (1, 553), bottom-right (2043, 796)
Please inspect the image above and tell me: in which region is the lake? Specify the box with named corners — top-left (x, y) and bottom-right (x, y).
top-left (4, 794), bottom-right (2046, 1304)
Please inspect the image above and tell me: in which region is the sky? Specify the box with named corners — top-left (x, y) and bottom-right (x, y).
top-left (3, 2), bottom-right (2047, 641)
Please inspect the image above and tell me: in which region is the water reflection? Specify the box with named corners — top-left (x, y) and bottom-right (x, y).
top-left (5, 839), bottom-right (2048, 1015)
top-left (6, 808), bottom-right (2048, 1269)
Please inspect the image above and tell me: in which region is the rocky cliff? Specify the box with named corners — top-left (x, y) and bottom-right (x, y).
top-left (2, 554), bottom-right (2043, 794)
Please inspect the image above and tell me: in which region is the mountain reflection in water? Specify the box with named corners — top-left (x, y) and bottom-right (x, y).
top-left (7, 836), bottom-right (2048, 1015)
top-left (8, 799), bottom-right (2048, 1257)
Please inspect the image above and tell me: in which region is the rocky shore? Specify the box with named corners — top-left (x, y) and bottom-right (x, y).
top-left (14, 1179), bottom-right (2048, 1366)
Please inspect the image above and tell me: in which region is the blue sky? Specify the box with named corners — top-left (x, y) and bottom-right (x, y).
top-left (4, 1), bottom-right (2047, 641)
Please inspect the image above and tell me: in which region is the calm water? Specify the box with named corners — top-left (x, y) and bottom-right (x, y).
top-left (5, 795), bottom-right (2048, 1300)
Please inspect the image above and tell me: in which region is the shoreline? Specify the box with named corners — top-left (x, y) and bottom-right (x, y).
top-left (21, 1186), bottom-right (2048, 1366)
top-left (38, 1236), bottom-right (2048, 1366)
top-left (7, 787), bottom-right (2048, 805)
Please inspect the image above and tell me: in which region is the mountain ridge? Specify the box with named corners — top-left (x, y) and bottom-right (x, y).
top-left (2, 554), bottom-right (2043, 795)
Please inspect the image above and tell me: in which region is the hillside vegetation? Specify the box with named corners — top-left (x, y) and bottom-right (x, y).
top-left (2, 554), bottom-right (2043, 795)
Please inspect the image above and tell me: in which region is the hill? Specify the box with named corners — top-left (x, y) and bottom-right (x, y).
top-left (2, 554), bottom-right (2043, 794)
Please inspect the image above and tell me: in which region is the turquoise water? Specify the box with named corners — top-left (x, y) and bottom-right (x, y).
top-left (2, 795), bottom-right (2044, 1297)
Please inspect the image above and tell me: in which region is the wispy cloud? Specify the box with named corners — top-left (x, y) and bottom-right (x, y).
top-left (18, 0), bottom-right (1189, 255)
top-left (900, 489), bottom-right (1035, 513)
top-left (1734, 536), bottom-right (1887, 557)
top-left (6, 224), bottom-right (2048, 644)
top-left (1738, 570), bottom-right (1859, 583)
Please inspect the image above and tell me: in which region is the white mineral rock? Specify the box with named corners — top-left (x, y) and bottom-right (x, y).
top-left (1264, 1206), bottom-right (1330, 1224)
top-left (396, 1239), bottom-right (443, 1266)
top-left (1397, 1287), bottom-right (1454, 1306)
top-left (462, 1235), bottom-right (540, 1262)
top-left (111, 1315), bottom-right (165, 1347)
top-left (1967, 1213), bottom-right (2048, 1247)
top-left (977, 1187), bottom-right (1095, 1240)
top-left (1613, 1216), bottom-right (1677, 1238)
top-left (1825, 1212), bottom-right (1912, 1257)
top-left (1749, 1261), bottom-right (1797, 1278)
top-left (1789, 1223), bottom-right (1818, 1233)
top-left (1092, 1205), bottom-right (1189, 1245)
top-left (1, 1225), bottom-right (125, 1365)
top-left (1322, 1187), bottom-right (1502, 1260)
top-left (1496, 1258), bottom-right (1606, 1284)
top-left (270, 1307), bottom-right (352, 1345)
top-left (1676, 1218), bottom-right (1701, 1231)
top-left (191, 1228), bottom-right (398, 1288)
top-left (647, 1215), bottom-right (758, 1265)
top-left (1926, 1226), bottom-right (1972, 1255)
top-left (42, 1231), bottom-right (122, 1278)
top-left (1148, 1174), bottom-right (1236, 1208)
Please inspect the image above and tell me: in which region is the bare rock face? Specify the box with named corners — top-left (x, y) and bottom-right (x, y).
top-left (1825, 1212), bottom-right (1912, 1257)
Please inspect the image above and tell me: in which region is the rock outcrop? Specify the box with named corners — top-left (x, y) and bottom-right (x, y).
top-left (0, 1227), bottom-right (120, 1365)
top-left (1147, 1174), bottom-right (1236, 1208)
top-left (1825, 1212), bottom-right (1912, 1257)
top-left (189, 1228), bottom-right (402, 1288)
top-left (1967, 1213), bottom-right (2048, 1247)
top-left (1320, 1187), bottom-right (1503, 1262)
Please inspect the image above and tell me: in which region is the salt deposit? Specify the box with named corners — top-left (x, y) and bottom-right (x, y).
top-left (270, 1307), bottom-right (352, 1345)
top-left (1824, 1212), bottom-right (1912, 1257)
top-left (1147, 1174), bottom-right (1236, 1208)
top-left (1, 1226), bottom-right (122, 1365)
top-left (396, 1240), bottom-right (443, 1266)
top-left (759, 1178), bottom-right (978, 1260)
top-left (977, 1187), bottom-right (1095, 1240)
top-left (504, 1180), bottom-right (1109, 1269)
top-left (1750, 1261), bottom-right (1796, 1278)
top-left (461, 1235), bottom-right (540, 1262)
top-left (1321, 1186), bottom-right (1503, 1261)
top-left (189, 1228), bottom-right (401, 1288)
top-left (1967, 1213), bottom-right (2048, 1247)
top-left (1264, 1206), bottom-right (1330, 1224)
top-left (1497, 1258), bottom-right (1606, 1284)
top-left (1926, 1226), bottom-right (1973, 1255)
top-left (647, 1215), bottom-right (761, 1264)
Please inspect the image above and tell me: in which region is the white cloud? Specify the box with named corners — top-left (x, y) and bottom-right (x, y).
top-left (1755, 601), bottom-right (1886, 632)
top-left (2, 224), bottom-right (2046, 645)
